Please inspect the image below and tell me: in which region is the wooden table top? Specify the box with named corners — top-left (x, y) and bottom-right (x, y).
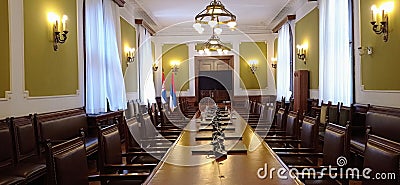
top-left (144, 112), bottom-right (303, 185)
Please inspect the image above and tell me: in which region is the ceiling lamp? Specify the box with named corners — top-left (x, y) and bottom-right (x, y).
top-left (197, 31), bottom-right (230, 55)
top-left (193, 0), bottom-right (237, 34)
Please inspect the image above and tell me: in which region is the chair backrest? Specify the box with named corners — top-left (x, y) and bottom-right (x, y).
top-left (0, 118), bottom-right (15, 168)
top-left (126, 100), bottom-right (135, 119)
top-left (10, 116), bottom-right (39, 162)
top-left (306, 98), bottom-right (319, 116)
top-left (142, 114), bottom-right (157, 138)
top-left (45, 136), bottom-right (89, 185)
top-left (366, 111), bottom-right (400, 143)
top-left (38, 114), bottom-right (88, 142)
top-left (301, 116), bottom-right (319, 149)
top-left (338, 104), bottom-right (352, 126)
top-left (98, 125), bottom-right (122, 173)
top-left (285, 111), bottom-right (300, 138)
top-left (276, 108), bottom-right (288, 130)
top-left (363, 134), bottom-right (400, 185)
top-left (125, 117), bottom-right (143, 150)
top-left (322, 123), bottom-right (349, 166)
top-left (319, 101), bottom-right (331, 124)
top-left (327, 102), bottom-right (339, 124)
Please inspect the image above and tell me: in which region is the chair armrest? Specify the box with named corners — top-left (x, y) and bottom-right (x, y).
top-left (275, 152), bottom-right (323, 157)
top-left (289, 165), bottom-right (339, 170)
top-left (272, 147), bottom-right (316, 152)
top-left (88, 172), bottom-right (149, 181)
top-left (264, 136), bottom-right (296, 140)
top-left (264, 139), bottom-right (300, 144)
top-left (122, 151), bottom-right (166, 157)
top-left (103, 163), bottom-right (157, 170)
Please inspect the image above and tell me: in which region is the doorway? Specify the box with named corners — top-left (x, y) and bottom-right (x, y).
top-left (195, 56), bottom-right (234, 104)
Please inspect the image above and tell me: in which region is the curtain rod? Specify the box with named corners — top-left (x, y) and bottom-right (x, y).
top-left (135, 19), bottom-right (156, 36)
top-left (272, 15), bottom-right (296, 33)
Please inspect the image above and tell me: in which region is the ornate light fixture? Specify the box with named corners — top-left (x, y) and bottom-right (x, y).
top-left (370, 2), bottom-right (394, 42)
top-left (170, 61), bottom-right (180, 74)
top-left (48, 13), bottom-right (69, 51)
top-left (249, 60), bottom-right (258, 74)
top-left (125, 47), bottom-right (135, 64)
top-left (197, 32), bottom-right (230, 55)
top-left (271, 57), bottom-right (277, 69)
top-left (296, 44), bottom-right (307, 64)
top-left (193, 0), bottom-right (237, 34)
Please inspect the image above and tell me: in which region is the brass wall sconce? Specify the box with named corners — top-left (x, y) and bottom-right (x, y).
top-left (125, 47), bottom-right (135, 64)
top-left (48, 13), bottom-right (69, 51)
top-left (296, 44), bottom-right (307, 64)
top-left (152, 63), bottom-right (159, 71)
top-left (271, 57), bottom-right (277, 69)
top-left (249, 60), bottom-right (258, 74)
top-left (370, 2), bottom-right (393, 42)
top-left (171, 61), bottom-right (180, 74)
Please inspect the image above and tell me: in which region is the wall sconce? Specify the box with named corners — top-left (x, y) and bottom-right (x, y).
top-left (170, 61), bottom-right (180, 74)
top-left (249, 60), bottom-right (258, 74)
top-left (296, 43), bottom-right (307, 63)
top-left (48, 13), bottom-right (69, 51)
top-left (125, 47), bottom-right (135, 64)
top-left (152, 63), bottom-right (159, 71)
top-left (271, 57), bottom-right (277, 69)
top-left (358, 46), bottom-right (373, 56)
top-left (370, 2), bottom-right (394, 42)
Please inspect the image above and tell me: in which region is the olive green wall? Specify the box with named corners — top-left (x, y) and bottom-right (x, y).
top-left (295, 7), bottom-right (319, 89)
top-left (162, 44), bottom-right (189, 92)
top-left (239, 42), bottom-right (268, 89)
top-left (0, 0), bottom-right (10, 98)
top-left (120, 17), bottom-right (137, 92)
top-left (24, 0), bottom-right (78, 96)
top-left (360, 0), bottom-right (400, 90)
top-left (120, 17), bottom-right (136, 74)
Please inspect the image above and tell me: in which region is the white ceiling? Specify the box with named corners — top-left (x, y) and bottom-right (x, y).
top-left (129, 0), bottom-right (306, 34)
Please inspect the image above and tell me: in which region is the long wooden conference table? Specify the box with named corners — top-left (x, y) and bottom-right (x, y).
top-left (144, 112), bottom-right (303, 185)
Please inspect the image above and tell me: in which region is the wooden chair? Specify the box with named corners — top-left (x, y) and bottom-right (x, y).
top-left (362, 134), bottom-right (400, 185)
top-left (97, 125), bottom-right (158, 176)
top-left (45, 135), bottom-right (149, 185)
top-left (272, 116), bottom-right (320, 166)
top-left (276, 123), bottom-right (350, 184)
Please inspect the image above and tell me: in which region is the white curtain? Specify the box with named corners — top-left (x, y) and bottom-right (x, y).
top-left (103, 0), bottom-right (127, 111)
top-left (319, 0), bottom-right (352, 106)
top-left (276, 23), bottom-right (292, 100)
top-left (138, 26), bottom-right (156, 103)
top-left (85, 0), bottom-right (107, 114)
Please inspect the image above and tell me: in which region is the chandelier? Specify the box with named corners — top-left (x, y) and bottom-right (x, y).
top-left (197, 31), bottom-right (230, 55)
top-left (193, 0), bottom-right (237, 34)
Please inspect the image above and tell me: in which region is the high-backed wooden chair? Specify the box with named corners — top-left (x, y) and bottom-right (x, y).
top-left (277, 123), bottom-right (350, 184)
top-left (98, 125), bottom-right (157, 176)
top-left (10, 116), bottom-right (46, 183)
top-left (0, 118), bottom-right (25, 185)
top-left (45, 135), bottom-right (148, 185)
top-left (363, 134), bottom-right (400, 185)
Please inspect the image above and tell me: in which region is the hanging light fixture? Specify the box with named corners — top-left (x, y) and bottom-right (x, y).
top-left (197, 30), bottom-right (230, 55)
top-left (193, 0), bottom-right (237, 34)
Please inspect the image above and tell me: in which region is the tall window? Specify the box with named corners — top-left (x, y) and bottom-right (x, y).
top-left (319, 0), bottom-right (353, 106)
top-left (276, 22), bottom-right (293, 100)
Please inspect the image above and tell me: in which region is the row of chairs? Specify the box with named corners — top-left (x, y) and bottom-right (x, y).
top-left (267, 98), bottom-right (400, 184)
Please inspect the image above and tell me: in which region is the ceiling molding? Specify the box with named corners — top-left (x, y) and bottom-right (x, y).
top-left (127, 0), bottom-right (160, 32)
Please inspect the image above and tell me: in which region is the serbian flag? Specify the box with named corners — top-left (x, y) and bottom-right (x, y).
top-left (169, 72), bottom-right (177, 112)
top-left (161, 71), bottom-right (167, 104)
